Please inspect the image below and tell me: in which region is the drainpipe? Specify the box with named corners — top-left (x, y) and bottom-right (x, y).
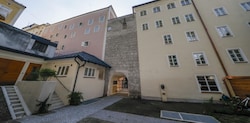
top-left (72, 57), bottom-right (86, 93)
top-left (191, 0), bottom-right (228, 76)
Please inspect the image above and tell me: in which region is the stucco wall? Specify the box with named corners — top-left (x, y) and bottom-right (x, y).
top-left (133, 0), bottom-right (229, 102)
top-left (16, 81), bottom-right (56, 114)
top-left (105, 14), bottom-right (141, 97)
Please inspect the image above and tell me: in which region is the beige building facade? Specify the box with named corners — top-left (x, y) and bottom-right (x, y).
top-left (133, 0), bottom-right (250, 102)
top-left (22, 23), bottom-right (50, 36)
top-left (0, 0), bottom-right (25, 25)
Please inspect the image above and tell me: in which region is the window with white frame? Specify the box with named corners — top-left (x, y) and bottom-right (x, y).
top-left (214, 7), bottom-right (228, 16)
top-left (57, 66), bottom-right (69, 76)
top-left (81, 41), bottom-right (89, 47)
top-left (88, 19), bottom-right (94, 25)
top-left (99, 16), bottom-right (105, 22)
top-left (240, 2), bottom-right (250, 11)
top-left (163, 35), bottom-right (173, 44)
top-left (140, 10), bottom-right (147, 16)
top-left (168, 55), bottom-right (179, 67)
top-left (227, 48), bottom-right (248, 63)
top-left (94, 25), bottom-right (100, 32)
top-left (185, 14), bottom-right (195, 22)
top-left (156, 20), bottom-right (163, 28)
top-left (216, 26), bottom-right (232, 37)
top-left (70, 32), bottom-right (76, 38)
top-left (142, 23), bottom-right (149, 30)
top-left (196, 75), bottom-right (219, 92)
top-left (153, 6), bottom-right (161, 13)
top-left (172, 16), bottom-right (181, 24)
top-left (181, 0), bottom-right (191, 6)
top-left (193, 52), bottom-right (208, 65)
top-left (0, 4), bottom-right (12, 20)
top-left (84, 28), bottom-right (90, 34)
top-left (186, 31), bottom-right (198, 41)
top-left (167, 3), bottom-right (176, 9)
top-left (84, 67), bottom-right (95, 77)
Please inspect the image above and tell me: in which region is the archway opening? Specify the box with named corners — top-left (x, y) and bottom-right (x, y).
top-left (110, 73), bottom-right (128, 96)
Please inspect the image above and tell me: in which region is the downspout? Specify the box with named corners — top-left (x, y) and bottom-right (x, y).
top-left (72, 57), bottom-right (86, 93)
top-left (191, 0), bottom-right (232, 96)
top-left (191, 0), bottom-right (228, 76)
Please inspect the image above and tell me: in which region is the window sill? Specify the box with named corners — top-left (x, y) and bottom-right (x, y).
top-left (56, 75), bottom-right (67, 77)
top-left (84, 76), bottom-right (95, 78)
top-left (197, 64), bottom-right (208, 66)
top-left (234, 61), bottom-right (248, 63)
top-left (201, 91), bottom-right (222, 94)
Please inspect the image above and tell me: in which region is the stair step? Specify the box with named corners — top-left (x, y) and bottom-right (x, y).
top-left (10, 100), bottom-right (21, 103)
top-left (8, 93), bottom-right (18, 96)
top-left (15, 111), bottom-right (25, 115)
top-left (12, 103), bottom-right (22, 107)
top-left (13, 107), bottom-right (24, 111)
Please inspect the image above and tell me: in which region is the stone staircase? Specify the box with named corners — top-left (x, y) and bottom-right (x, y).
top-left (1, 86), bottom-right (31, 119)
top-left (48, 92), bottom-right (64, 111)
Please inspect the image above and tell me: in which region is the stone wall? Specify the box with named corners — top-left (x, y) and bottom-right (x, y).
top-left (104, 14), bottom-right (141, 97)
top-left (0, 88), bottom-right (11, 121)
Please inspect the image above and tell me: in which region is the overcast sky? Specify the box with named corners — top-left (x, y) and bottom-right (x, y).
top-left (14, 0), bottom-right (152, 29)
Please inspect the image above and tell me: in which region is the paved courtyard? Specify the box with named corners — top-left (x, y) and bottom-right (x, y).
top-left (13, 96), bottom-right (180, 123)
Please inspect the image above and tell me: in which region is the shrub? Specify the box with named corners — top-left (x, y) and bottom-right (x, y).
top-left (39, 68), bottom-right (56, 81)
top-left (68, 91), bottom-right (84, 105)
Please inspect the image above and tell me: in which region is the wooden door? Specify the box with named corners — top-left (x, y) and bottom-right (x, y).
top-left (0, 58), bottom-right (25, 85)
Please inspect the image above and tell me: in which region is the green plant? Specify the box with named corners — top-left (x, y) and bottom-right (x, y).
top-left (39, 68), bottom-right (56, 81)
top-left (36, 96), bottom-right (51, 114)
top-left (68, 91), bottom-right (83, 105)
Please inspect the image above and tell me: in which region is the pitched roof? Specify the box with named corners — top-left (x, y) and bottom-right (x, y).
top-left (49, 52), bottom-right (111, 68)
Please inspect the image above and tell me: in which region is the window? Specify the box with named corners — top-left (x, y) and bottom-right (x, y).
top-left (81, 41), bottom-right (89, 47)
top-left (216, 26), bottom-right (232, 37)
top-left (69, 24), bottom-right (75, 30)
top-left (240, 2), bottom-right (250, 11)
top-left (98, 69), bottom-right (104, 80)
top-left (193, 52), bottom-right (208, 65)
top-left (64, 25), bottom-right (67, 29)
top-left (79, 22), bottom-right (83, 27)
top-left (56, 66), bottom-right (69, 76)
top-left (153, 6), bottom-right (161, 13)
top-left (167, 3), bottom-right (176, 9)
top-left (172, 17), bottom-right (181, 24)
top-left (99, 16), bottom-right (105, 22)
top-left (56, 33), bottom-right (59, 37)
top-left (31, 41), bottom-right (48, 53)
top-left (168, 55), bottom-right (179, 67)
top-left (88, 19), bottom-right (94, 25)
top-left (142, 23), bottom-right (149, 30)
top-left (186, 31), bottom-right (198, 41)
top-left (84, 68), bottom-right (95, 77)
top-left (0, 4), bottom-right (12, 20)
top-left (70, 32), bottom-right (76, 38)
top-left (214, 7), bottom-right (227, 16)
top-left (84, 28), bottom-right (90, 34)
top-left (185, 14), bottom-right (195, 22)
top-left (196, 75), bottom-right (219, 92)
top-left (94, 25), bottom-right (100, 32)
top-left (248, 22), bottom-right (250, 27)
top-left (64, 35), bottom-right (67, 39)
top-left (156, 20), bottom-right (163, 28)
top-left (227, 49), bottom-right (248, 63)
top-left (163, 35), bottom-right (173, 44)
top-left (140, 10), bottom-right (147, 16)
top-left (181, 0), bottom-right (191, 6)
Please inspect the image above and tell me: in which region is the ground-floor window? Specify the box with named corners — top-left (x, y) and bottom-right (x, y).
top-left (196, 75), bottom-right (219, 92)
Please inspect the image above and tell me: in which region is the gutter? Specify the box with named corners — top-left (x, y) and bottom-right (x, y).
top-left (191, 0), bottom-right (229, 76)
top-left (72, 56), bottom-right (86, 92)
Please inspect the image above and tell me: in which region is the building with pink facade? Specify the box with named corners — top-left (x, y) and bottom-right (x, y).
top-left (42, 6), bottom-right (116, 60)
